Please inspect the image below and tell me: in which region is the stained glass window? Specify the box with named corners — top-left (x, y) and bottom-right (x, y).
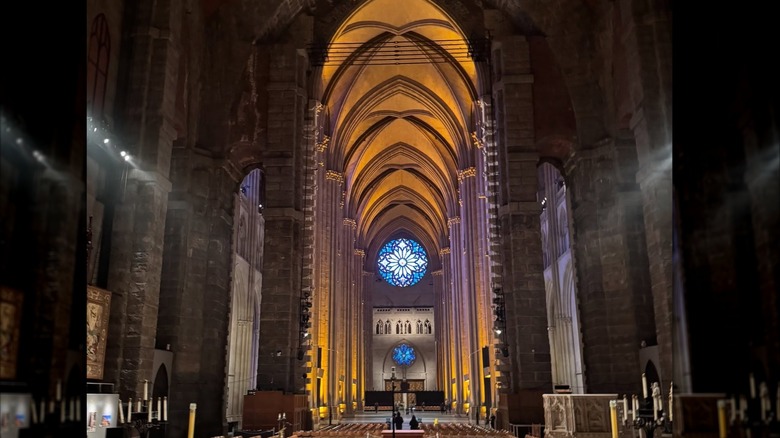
top-left (393, 343), bottom-right (416, 367)
top-left (377, 238), bottom-right (428, 287)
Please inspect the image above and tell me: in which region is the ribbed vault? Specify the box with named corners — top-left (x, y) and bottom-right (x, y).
top-left (320, 0), bottom-right (479, 256)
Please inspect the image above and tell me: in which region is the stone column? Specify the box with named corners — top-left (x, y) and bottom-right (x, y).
top-left (458, 167), bottom-right (484, 414)
top-left (103, 0), bottom-right (181, 406)
top-left (256, 43), bottom-right (308, 394)
top-left (565, 141), bottom-right (654, 395)
top-left (447, 217), bottom-right (467, 414)
top-left (621, 0), bottom-right (673, 389)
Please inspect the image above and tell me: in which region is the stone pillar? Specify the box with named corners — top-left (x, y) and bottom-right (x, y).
top-left (103, 0), bottom-right (181, 409)
top-left (458, 168), bottom-right (484, 414)
top-left (432, 269), bottom-right (447, 400)
top-left (565, 141), bottom-right (654, 395)
top-left (256, 43), bottom-right (308, 394)
top-left (353, 248), bottom-right (366, 411)
top-left (620, 0), bottom-right (673, 389)
top-left (447, 219), bottom-right (466, 414)
top-left (156, 150), bottom-right (236, 438)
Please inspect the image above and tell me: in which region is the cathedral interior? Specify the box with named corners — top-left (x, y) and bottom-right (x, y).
top-left (0, 1), bottom-right (778, 437)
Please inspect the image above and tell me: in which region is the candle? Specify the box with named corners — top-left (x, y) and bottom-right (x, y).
top-left (776, 386), bottom-right (780, 422)
top-left (49, 400), bottom-right (55, 414)
top-left (622, 395), bottom-right (628, 421)
top-left (158, 397), bottom-right (162, 420)
top-left (740, 396), bottom-right (747, 419)
top-left (717, 400), bottom-right (727, 438)
top-left (730, 397), bottom-right (737, 422)
top-left (70, 397), bottom-right (75, 421)
top-left (143, 380), bottom-right (149, 401)
top-left (749, 374), bottom-right (755, 399)
top-left (609, 400), bottom-right (618, 438)
top-left (137, 399), bottom-right (141, 413)
top-left (30, 398), bottom-right (38, 424)
top-left (164, 397), bottom-right (168, 421)
top-left (119, 400), bottom-right (125, 424)
top-left (669, 382), bottom-right (673, 422)
top-left (56, 379), bottom-right (61, 402)
top-left (128, 397), bottom-right (133, 420)
top-left (60, 399), bottom-right (65, 423)
top-left (40, 399), bottom-right (46, 423)
top-left (148, 401), bottom-right (152, 422)
top-left (653, 397), bottom-right (658, 420)
top-left (76, 397), bottom-right (81, 422)
top-left (642, 373), bottom-right (648, 399)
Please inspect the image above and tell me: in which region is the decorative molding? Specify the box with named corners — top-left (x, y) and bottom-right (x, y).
top-left (325, 170), bottom-right (344, 184)
top-left (431, 270), bottom-right (443, 276)
top-left (439, 247), bottom-right (451, 256)
top-left (343, 218), bottom-right (356, 228)
top-left (458, 167), bottom-right (477, 181)
top-left (316, 135), bottom-right (330, 153)
top-left (354, 249), bottom-right (365, 257)
top-left (471, 131), bottom-right (484, 149)
top-left (447, 217), bottom-right (461, 228)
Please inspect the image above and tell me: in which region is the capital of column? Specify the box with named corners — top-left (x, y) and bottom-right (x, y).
top-left (354, 248), bottom-right (365, 257)
top-left (362, 271), bottom-right (373, 276)
top-left (457, 167), bottom-right (477, 181)
top-left (439, 247), bottom-right (451, 256)
top-left (431, 270), bottom-right (444, 276)
top-left (314, 102), bottom-right (326, 116)
top-left (447, 217), bottom-right (461, 228)
top-left (316, 135), bottom-right (330, 153)
top-left (325, 170), bottom-right (344, 184)
top-left (471, 132), bottom-right (484, 149)
top-left (343, 218), bottom-right (357, 228)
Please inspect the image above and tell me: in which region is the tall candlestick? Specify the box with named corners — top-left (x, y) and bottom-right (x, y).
top-left (642, 373), bottom-right (648, 398)
top-left (137, 399), bottom-right (141, 413)
top-left (143, 380), bottom-right (149, 401)
top-left (730, 397), bottom-right (737, 422)
top-left (164, 397), bottom-right (168, 421)
top-left (717, 400), bottom-right (727, 438)
top-left (776, 386), bottom-right (780, 423)
top-left (622, 395), bottom-right (628, 421)
top-left (749, 374), bottom-right (755, 399)
top-left (30, 398), bottom-right (38, 424)
top-left (70, 397), bottom-right (75, 421)
top-left (158, 397), bottom-right (162, 421)
top-left (60, 399), bottom-right (65, 423)
top-left (632, 395), bottom-right (638, 420)
top-left (76, 397), bottom-right (81, 422)
top-left (49, 400), bottom-right (55, 414)
top-left (119, 400), bottom-right (125, 424)
top-left (609, 400), bottom-right (618, 438)
top-left (40, 399), bottom-right (46, 423)
top-left (148, 401), bottom-right (152, 422)
top-left (669, 381), bottom-right (673, 421)
top-left (740, 396), bottom-right (747, 419)
top-left (653, 397), bottom-right (658, 420)
top-left (56, 379), bottom-right (61, 402)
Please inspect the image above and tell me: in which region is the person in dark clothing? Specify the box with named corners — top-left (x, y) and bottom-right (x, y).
top-left (375, 402), bottom-right (379, 413)
top-left (394, 412), bottom-right (404, 430)
top-left (490, 414), bottom-right (496, 429)
top-left (409, 415), bottom-right (419, 430)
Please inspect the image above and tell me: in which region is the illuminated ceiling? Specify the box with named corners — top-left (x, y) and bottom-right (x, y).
top-left (319, 0), bottom-right (480, 266)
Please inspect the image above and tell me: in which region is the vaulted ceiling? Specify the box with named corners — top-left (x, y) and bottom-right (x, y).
top-left (319, 0), bottom-right (480, 263)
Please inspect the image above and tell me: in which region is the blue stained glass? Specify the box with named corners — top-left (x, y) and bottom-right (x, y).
top-left (393, 343), bottom-right (416, 367)
top-left (377, 238), bottom-right (428, 287)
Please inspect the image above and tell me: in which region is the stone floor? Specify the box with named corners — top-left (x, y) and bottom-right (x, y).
top-left (336, 412), bottom-right (472, 425)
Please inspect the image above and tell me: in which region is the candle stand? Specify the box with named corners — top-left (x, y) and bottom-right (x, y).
top-left (627, 402), bottom-right (672, 436)
top-left (122, 399), bottom-right (167, 438)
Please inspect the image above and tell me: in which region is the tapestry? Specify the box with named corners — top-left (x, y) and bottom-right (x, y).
top-left (0, 286), bottom-right (23, 380)
top-left (87, 286), bottom-right (111, 380)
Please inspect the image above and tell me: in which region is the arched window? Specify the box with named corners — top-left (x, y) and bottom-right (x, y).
top-left (424, 320), bottom-right (432, 334)
top-left (385, 321), bottom-right (391, 334)
top-left (396, 322), bottom-right (401, 334)
top-left (405, 321), bottom-right (411, 334)
top-left (376, 320), bottom-right (382, 335)
top-left (416, 320), bottom-right (422, 334)
top-left (87, 14), bottom-right (111, 119)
